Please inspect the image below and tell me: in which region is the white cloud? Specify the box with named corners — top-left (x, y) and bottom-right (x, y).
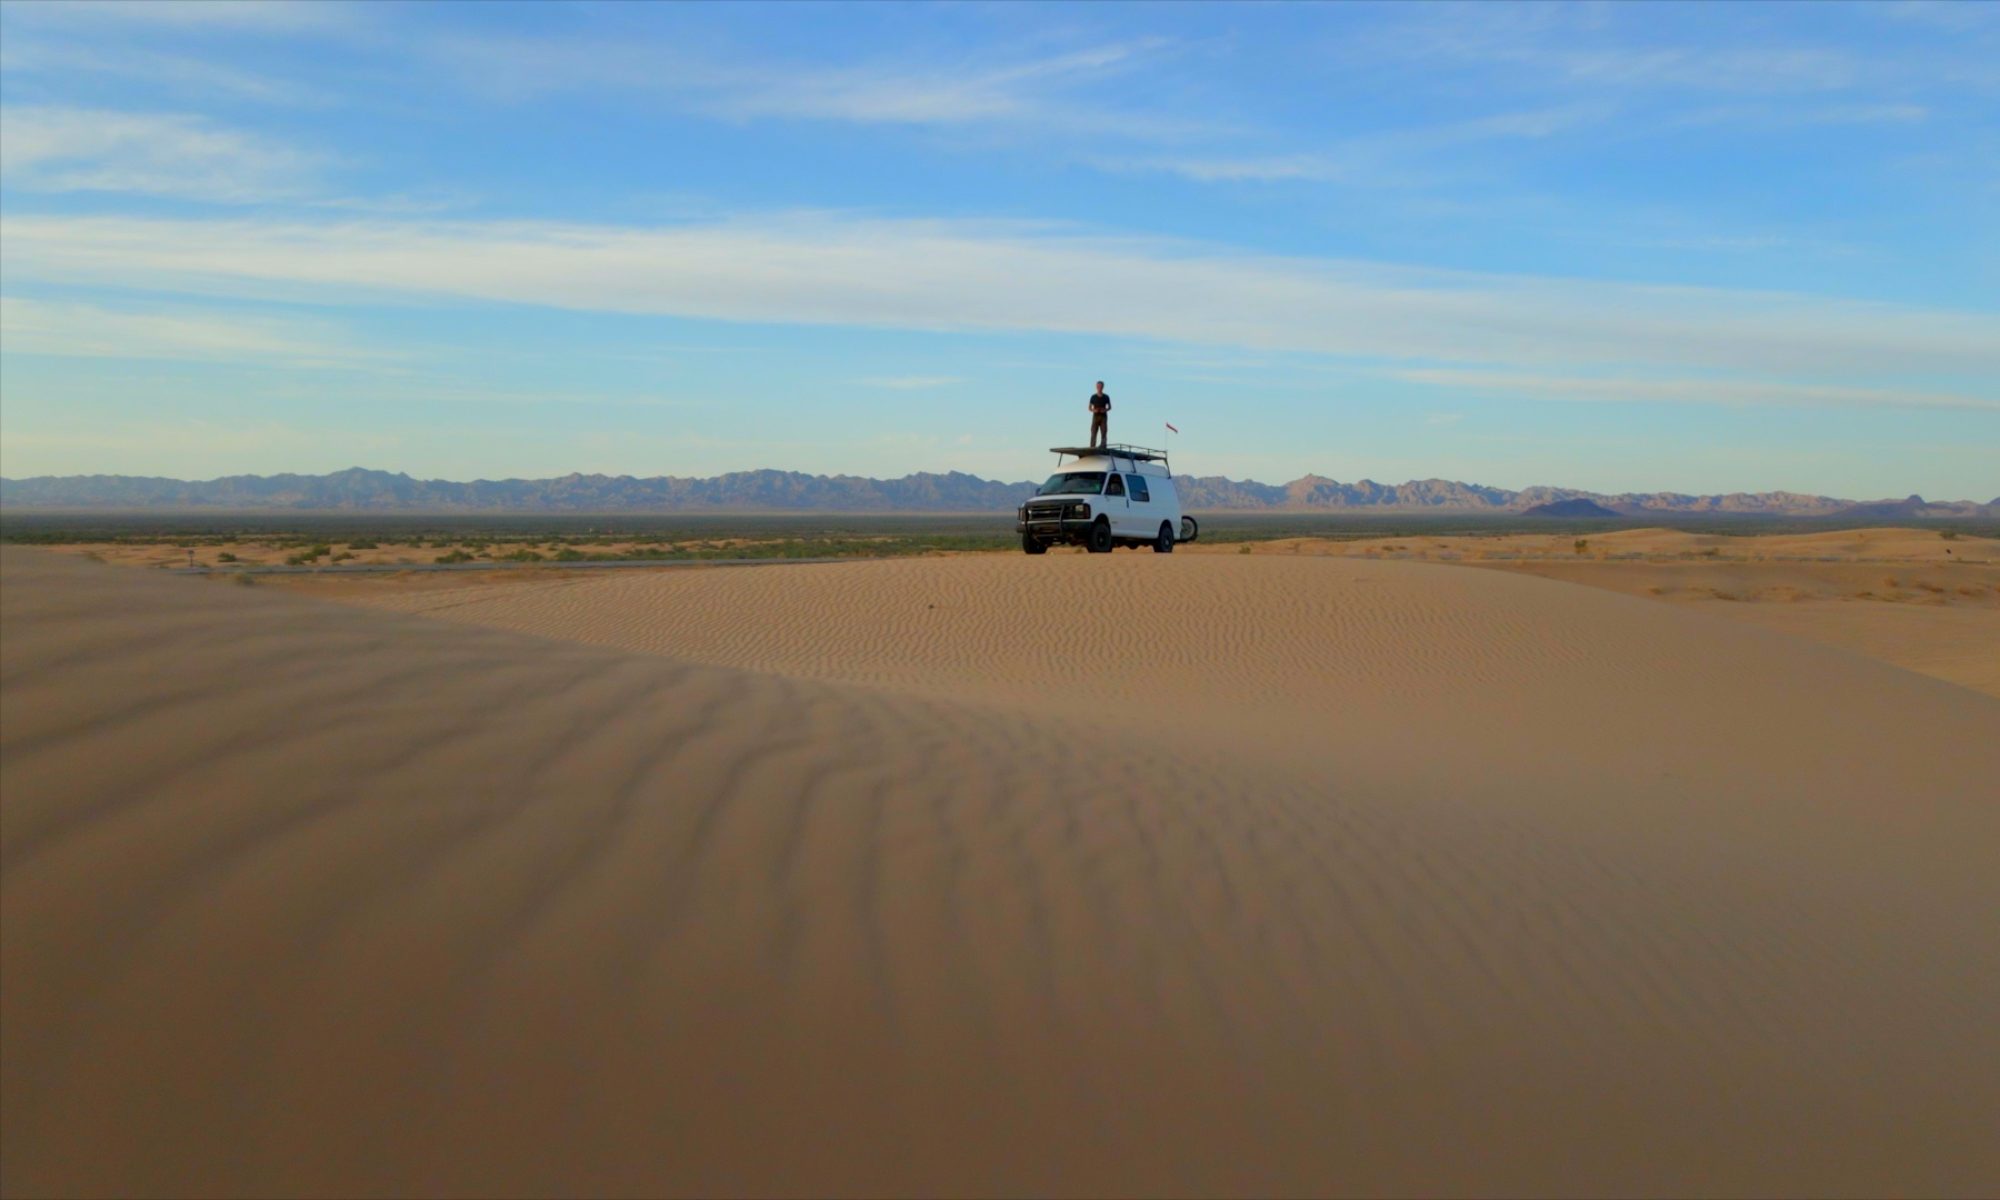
top-left (0, 296), bottom-right (361, 367)
top-left (1394, 368), bottom-right (2000, 413)
top-left (2, 212), bottom-right (1996, 397)
top-left (0, 106), bottom-right (322, 202)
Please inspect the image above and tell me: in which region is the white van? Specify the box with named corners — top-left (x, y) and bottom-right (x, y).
top-left (1016, 444), bottom-right (1199, 554)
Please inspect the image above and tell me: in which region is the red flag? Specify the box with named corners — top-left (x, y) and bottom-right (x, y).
top-left (1165, 422), bottom-right (1179, 433)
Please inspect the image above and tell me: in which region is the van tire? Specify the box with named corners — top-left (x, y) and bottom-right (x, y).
top-left (1086, 519), bottom-right (1113, 554)
top-left (1021, 534), bottom-right (1047, 555)
top-left (1180, 516), bottom-right (1199, 544)
top-left (1154, 522), bottom-right (1175, 553)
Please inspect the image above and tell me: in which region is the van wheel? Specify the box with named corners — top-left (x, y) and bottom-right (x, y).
top-left (1180, 516), bottom-right (1199, 544)
top-left (1021, 534), bottom-right (1047, 555)
top-left (1154, 522), bottom-right (1175, 553)
top-left (1086, 519), bottom-right (1113, 554)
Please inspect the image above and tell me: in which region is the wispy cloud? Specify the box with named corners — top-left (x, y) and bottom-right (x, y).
top-left (0, 296), bottom-right (363, 367)
top-left (859, 376), bottom-right (966, 390)
top-left (0, 106), bottom-right (323, 202)
top-left (4, 212), bottom-right (1995, 395)
top-left (1395, 368), bottom-right (2000, 413)
top-left (1120, 104), bottom-right (1605, 185)
top-left (0, 38), bottom-right (329, 106)
top-left (427, 33), bottom-right (1212, 141)
top-left (0, 421), bottom-right (402, 473)
top-left (0, 1), bottom-right (355, 35)
top-left (1358, 7), bottom-right (1867, 95)
top-left (1674, 102), bottom-right (1931, 130)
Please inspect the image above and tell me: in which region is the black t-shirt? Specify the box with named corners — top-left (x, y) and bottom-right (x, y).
top-left (1089, 391), bottom-right (1111, 412)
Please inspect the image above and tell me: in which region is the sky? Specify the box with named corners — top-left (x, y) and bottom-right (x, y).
top-left (0, 0), bottom-right (1995, 498)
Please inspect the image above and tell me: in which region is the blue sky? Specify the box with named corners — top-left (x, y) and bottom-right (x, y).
top-left (0, 0), bottom-right (1995, 497)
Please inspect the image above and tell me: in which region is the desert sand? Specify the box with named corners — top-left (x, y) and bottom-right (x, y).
top-left (48, 525), bottom-right (2000, 699)
top-left (1179, 528), bottom-right (2000, 698)
top-left (4, 545), bottom-right (1998, 1197)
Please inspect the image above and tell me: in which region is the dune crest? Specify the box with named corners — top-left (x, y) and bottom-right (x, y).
top-left (4, 548), bottom-right (1997, 1197)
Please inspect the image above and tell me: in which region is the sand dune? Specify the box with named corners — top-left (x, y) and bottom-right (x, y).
top-left (4, 547), bottom-right (1998, 1197)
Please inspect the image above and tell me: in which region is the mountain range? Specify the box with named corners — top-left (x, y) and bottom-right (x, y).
top-left (1, 467), bottom-right (1993, 518)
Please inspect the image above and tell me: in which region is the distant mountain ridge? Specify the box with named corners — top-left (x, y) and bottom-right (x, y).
top-left (2, 467), bottom-right (1993, 518)
top-left (1521, 498), bottom-right (1624, 518)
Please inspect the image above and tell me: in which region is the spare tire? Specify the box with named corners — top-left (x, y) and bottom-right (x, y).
top-left (1180, 515), bottom-right (1199, 543)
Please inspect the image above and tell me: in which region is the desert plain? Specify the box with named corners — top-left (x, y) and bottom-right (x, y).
top-left (3, 528), bottom-right (1998, 1196)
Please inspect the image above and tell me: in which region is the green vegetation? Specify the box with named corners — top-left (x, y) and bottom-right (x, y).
top-left (217, 552), bottom-right (238, 562)
top-left (282, 543), bottom-right (335, 566)
top-left (6, 511), bottom-right (1993, 569)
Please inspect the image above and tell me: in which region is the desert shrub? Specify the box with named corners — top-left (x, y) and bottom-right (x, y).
top-left (233, 573), bottom-right (257, 587)
top-left (1573, 538), bottom-right (1589, 554)
top-left (435, 549), bottom-right (475, 564)
top-left (348, 539), bottom-right (378, 550)
top-left (1239, 544), bottom-right (1252, 555)
top-left (499, 548), bottom-right (544, 562)
top-left (1941, 530), bottom-right (1959, 540)
top-left (554, 547), bottom-right (588, 562)
top-left (332, 551), bottom-right (356, 563)
top-left (217, 552), bottom-right (238, 563)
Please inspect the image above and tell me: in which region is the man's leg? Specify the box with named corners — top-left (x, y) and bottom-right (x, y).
top-left (1091, 412), bottom-right (1106, 446)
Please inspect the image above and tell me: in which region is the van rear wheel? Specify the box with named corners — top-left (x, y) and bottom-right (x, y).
top-left (1154, 522), bottom-right (1174, 553)
top-left (1021, 534), bottom-right (1047, 555)
top-left (1086, 519), bottom-right (1113, 554)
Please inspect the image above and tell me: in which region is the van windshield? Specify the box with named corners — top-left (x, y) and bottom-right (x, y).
top-left (1036, 472), bottom-right (1106, 496)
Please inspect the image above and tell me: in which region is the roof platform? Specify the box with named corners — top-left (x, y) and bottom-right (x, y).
top-left (1048, 443), bottom-right (1169, 463)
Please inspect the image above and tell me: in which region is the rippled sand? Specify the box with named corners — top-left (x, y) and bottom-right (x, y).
top-left (4, 547), bottom-right (1998, 1197)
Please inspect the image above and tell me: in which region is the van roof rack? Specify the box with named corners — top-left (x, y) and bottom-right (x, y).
top-left (1048, 443), bottom-right (1168, 463)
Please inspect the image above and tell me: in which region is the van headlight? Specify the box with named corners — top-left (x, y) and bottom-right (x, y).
top-left (1069, 502), bottom-right (1090, 518)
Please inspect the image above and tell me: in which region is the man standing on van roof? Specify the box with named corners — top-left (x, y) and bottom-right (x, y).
top-left (1088, 381), bottom-right (1111, 449)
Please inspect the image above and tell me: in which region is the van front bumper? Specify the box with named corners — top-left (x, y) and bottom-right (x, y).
top-left (1016, 517), bottom-right (1096, 539)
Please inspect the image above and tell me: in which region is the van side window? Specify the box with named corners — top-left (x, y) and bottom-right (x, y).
top-left (1128, 475), bottom-right (1150, 503)
top-left (1104, 474), bottom-right (1126, 498)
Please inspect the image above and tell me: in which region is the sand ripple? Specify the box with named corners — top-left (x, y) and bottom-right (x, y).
top-left (4, 549), bottom-right (1998, 1197)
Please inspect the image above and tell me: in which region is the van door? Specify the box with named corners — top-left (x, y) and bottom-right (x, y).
top-left (1102, 472), bottom-right (1130, 535)
top-left (1124, 473), bottom-right (1152, 538)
